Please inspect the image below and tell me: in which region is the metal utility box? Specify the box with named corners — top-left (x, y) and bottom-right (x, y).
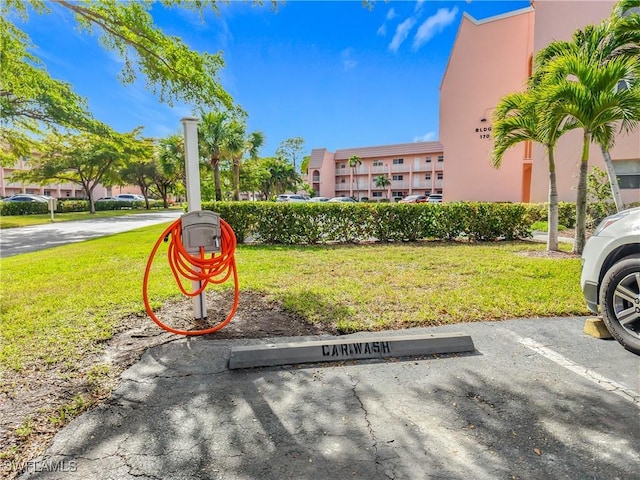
top-left (181, 211), bottom-right (222, 254)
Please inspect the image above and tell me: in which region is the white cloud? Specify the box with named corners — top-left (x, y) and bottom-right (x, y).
top-left (412, 7), bottom-right (458, 51)
top-left (377, 23), bottom-right (387, 36)
top-left (388, 17), bottom-right (416, 53)
top-left (413, 131), bottom-right (437, 142)
top-left (386, 8), bottom-right (398, 20)
top-left (341, 48), bottom-right (358, 70)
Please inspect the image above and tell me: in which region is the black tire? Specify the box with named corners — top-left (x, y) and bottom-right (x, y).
top-left (600, 255), bottom-right (640, 356)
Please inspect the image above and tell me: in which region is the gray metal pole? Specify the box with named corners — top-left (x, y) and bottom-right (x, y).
top-left (181, 117), bottom-right (206, 320)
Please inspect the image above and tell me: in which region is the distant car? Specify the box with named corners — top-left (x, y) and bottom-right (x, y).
top-left (400, 195), bottom-right (428, 203)
top-left (328, 197), bottom-right (356, 203)
top-left (97, 196), bottom-right (117, 201)
top-left (308, 197), bottom-right (330, 202)
top-left (115, 194), bottom-right (145, 202)
top-left (3, 194), bottom-right (49, 203)
top-left (276, 194), bottom-right (307, 202)
top-left (580, 207), bottom-right (640, 356)
top-left (427, 194), bottom-right (443, 203)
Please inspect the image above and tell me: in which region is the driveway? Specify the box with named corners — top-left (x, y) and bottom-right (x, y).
top-left (16, 317), bottom-right (640, 480)
top-left (0, 211), bottom-right (182, 258)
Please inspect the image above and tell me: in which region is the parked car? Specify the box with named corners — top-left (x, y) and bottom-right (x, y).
top-left (3, 194), bottom-right (49, 203)
top-left (308, 197), bottom-right (330, 202)
top-left (97, 196), bottom-right (117, 201)
top-left (328, 197), bottom-right (356, 203)
top-left (428, 194), bottom-right (443, 203)
top-left (276, 194), bottom-right (307, 202)
top-left (400, 195), bottom-right (428, 203)
top-left (115, 194), bottom-right (145, 202)
top-left (580, 207), bottom-right (640, 355)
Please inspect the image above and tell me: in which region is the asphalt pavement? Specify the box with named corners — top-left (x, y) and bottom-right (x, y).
top-left (15, 317), bottom-right (640, 480)
top-left (0, 211), bottom-right (182, 258)
top-left (4, 214), bottom-right (640, 479)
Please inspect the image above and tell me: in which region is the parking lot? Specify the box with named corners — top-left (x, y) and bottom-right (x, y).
top-left (18, 317), bottom-right (639, 480)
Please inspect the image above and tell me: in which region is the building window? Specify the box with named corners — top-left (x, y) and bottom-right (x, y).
top-left (391, 191), bottom-right (404, 198)
top-left (426, 157), bottom-right (432, 163)
top-left (392, 158), bottom-right (404, 165)
top-left (437, 173), bottom-right (443, 180)
top-left (373, 160), bottom-right (383, 167)
top-left (618, 174), bottom-right (640, 189)
top-left (312, 170), bottom-right (320, 182)
top-left (341, 164), bottom-right (346, 169)
top-left (340, 178), bottom-right (346, 183)
top-left (392, 175), bottom-right (403, 181)
top-left (426, 189), bottom-right (431, 195)
top-left (437, 155), bottom-right (444, 162)
top-left (425, 173), bottom-right (431, 180)
top-left (372, 191), bottom-right (382, 198)
top-left (436, 189), bottom-right (442, 194)
top-left (613, 160), bottom-right (640, 189)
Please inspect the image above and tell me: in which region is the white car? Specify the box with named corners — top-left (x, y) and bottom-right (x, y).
top-left (308, 197), bottom-right (330, 202)
top-left (115, 194), bottom-right (145, 202)
top-left (580, 207), bottom-right (640, 355)
top-left (275, 194), bottom-right (307, 202)
top-left (328, 197), bottom-right (356, 203)
top-left (427, 194), bottom-right (443, 203)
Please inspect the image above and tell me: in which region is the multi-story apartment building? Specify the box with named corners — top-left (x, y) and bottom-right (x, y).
top-left (308, 1), bottom-right (640, 203)
top-left (309, 142), bottom-right (444, 201)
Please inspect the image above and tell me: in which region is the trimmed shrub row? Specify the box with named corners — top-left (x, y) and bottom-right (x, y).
top-left (0, 199), bottom-right (164, 216)
top-left (205, 201), bottom-right (533, 244)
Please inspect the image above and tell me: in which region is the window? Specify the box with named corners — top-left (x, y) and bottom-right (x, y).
top-left (392, 158), bottom-right (404, 165)
top-left (340, 178), bottom-right (346, 183)
top-left (392, 175), bottom-right (403, 181)
top-left (426, 190), bottom-right (432, 195)
top-left (437, 155), bottom-right (444, 162)
top-left (613, 160), bottom-right (640, 189)
top-left (436, 189), bottom-right (442, 194)
top-left (341, 164), bottom-right (346, 169)
top-left (312, 170), bottom-right (320, 182)
top-left (373, 160), bottom-right (383, 167)
top-left (437, 173), bottom-right (443, 180)
top-left (425, 173), bottom-right (431, 180)
top-left (372, 191), bottom-right (382, 198)
top-left (391, 191), bottom-right (404, 197)
top-left (425, 157), bottom-right (432, 163)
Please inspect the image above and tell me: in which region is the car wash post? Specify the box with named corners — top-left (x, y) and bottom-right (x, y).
top-left (181, 116), bottom-right (207, 320)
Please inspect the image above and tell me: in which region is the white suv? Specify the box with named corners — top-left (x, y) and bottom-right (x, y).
top-left (580, 207), bottom-right (640, 355)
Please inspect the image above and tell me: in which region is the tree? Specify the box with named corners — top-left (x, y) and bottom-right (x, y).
top-left (535, 25), bottom-right (640, 254)
top-left (492, 88), bottom-right (567, 251)
top-left (119, 151), bottom-right (156, 209)
top-left (2, 0), bottom-right (240, 164)
top-left (155, 134), bottom-right (186, 205)
top-left (199, 111), bottom-right (235, 201)
top-left (275, 137), bottom-right (305, 172)
top-left (12, 128), bottom-right (150, 213)
top-left (374, 174), bottom-right (391, 199)
top-left (1, 5), bottom-right (105, 165)
top-left (260, 157), bottom-right (300, 199)
top-left (348, 155), bottom-right (362, 200)
top-left (226, 121), bottom-right (265, 201)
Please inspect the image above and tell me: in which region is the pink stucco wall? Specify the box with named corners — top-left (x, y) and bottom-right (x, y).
top-left (439, 8), bottom-right (535, 202)
top-left (530, 0), bottom-right (640, 204)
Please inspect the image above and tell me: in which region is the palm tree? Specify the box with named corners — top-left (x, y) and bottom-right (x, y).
top-left (535, 44), bottom-right (640, 254)
top-left (492, 88), bottom-right (567, 251)
top-left (235, 130), bottom-right (264, 201)
top-left (536, 7), bottom-right (640, 215)
top-left (374, 174), bottom-right (391, 199)
top-left (199, 111), bottom-right (231, 201)
top-left (348, 155), bottom-right (362, 200)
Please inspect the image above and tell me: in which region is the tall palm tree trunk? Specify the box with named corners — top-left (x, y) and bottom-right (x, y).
top-left (574, 134), bottom-right (591, 255)
top-left (547, 147), bottom-right (559, 252)
top-left (600, 145), bottom-right (624, 212)
top-left (233, 158), bottom-right (240, 201)
top-left (212, 155), bottom-right (222, 201)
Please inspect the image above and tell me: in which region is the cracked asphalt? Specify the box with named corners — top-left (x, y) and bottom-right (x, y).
top-left (18, 317), bottom-right (640, 480)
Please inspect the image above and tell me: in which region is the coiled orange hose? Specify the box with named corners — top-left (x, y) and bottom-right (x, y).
top-left (143, 216), bottom-right (239, 335)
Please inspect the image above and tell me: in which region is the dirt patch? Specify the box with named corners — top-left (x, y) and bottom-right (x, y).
top-left (1, 291), bottom-right (336, 479)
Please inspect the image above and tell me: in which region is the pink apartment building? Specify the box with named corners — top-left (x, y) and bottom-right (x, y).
top-left (309, 0), bottom-right (640, 204)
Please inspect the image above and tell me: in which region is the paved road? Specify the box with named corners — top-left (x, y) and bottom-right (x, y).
top-left (15, 317), bottom-right (640, 480)
top-left (0, 211), bottom-right (182, 258)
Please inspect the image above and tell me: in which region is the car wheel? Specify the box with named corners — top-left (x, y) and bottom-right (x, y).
top-left (600, 255), bottom-right (640, 356)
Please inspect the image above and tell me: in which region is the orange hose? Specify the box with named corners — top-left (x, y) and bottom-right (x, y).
top-left (143, 217), bottom-right (239, 335)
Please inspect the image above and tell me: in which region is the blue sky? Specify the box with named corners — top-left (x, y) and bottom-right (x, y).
top-left (17, 1), bottom-right (530, 157)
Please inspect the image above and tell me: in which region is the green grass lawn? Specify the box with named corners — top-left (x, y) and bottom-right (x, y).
top-left (0, 222), bottom-right (586, 373)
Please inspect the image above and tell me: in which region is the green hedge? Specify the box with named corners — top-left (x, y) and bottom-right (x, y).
top-left (0, 199), bottom-right (164, 216)
top-left (203, 201), bottom-right (533, 244)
